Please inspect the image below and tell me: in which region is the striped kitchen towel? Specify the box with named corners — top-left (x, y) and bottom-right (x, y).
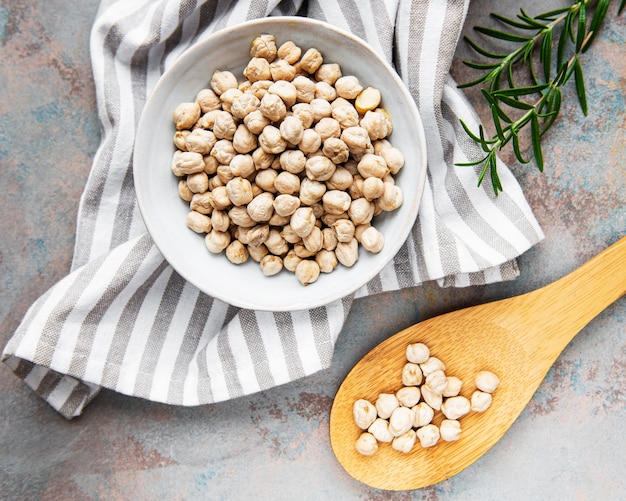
top-left (3, 0), bottom-right (543, 418)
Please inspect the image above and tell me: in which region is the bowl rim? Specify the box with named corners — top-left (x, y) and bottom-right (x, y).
top-left (134, 16), bottom-right (427, 311)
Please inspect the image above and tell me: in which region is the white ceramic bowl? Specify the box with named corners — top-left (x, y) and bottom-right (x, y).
top-left (134, 17), bottom-right (427, 311)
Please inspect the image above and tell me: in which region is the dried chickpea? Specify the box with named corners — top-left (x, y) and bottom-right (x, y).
top-left (380, 146), bottom-right (405, 175)
top-left (321, 227), bottom-right (338, 250)
top-left (295, 259), bottom-right (320, 286)
top-left (174, 130), bottom-right (190, 150)
top-left (178, 179), bottom-right (194, 202)
top-left (270, 59), bottom-right (296, 81)
top-left (281, 224), bottom-right (302, 244)
top-left (211, 185), bottom-right (231, 210)
top-left (341, 126), bottom-right (372, 155)
top-left (244, 57), bottom-right (271, 82)
top-left (219, 88), bottom-right (242, 114)
top-left (264, 229), bottom-right (289, 256)
top-left (260, 255), bottom-right (283, 276)
top-left (197, 109), bottom-right (220, 130)
top-left (322, 190), bottom-right (351, 215)
top-left (260, 92), bottom-right (287, 122)
top-left (216, 164), bottom-right (234, 185)
top-left (354, 223), bottom-right (371, 243)
top-left (279, 115), bottom-right (304, 145)
top-left (298, 129), bottom-right (322, 154)
top-left (273, 194), bottom-right (300, 217)
top-left (360, 226), bottom-right (384, 253)
top-left (185, 129), bottom-right (216, 154)
top-left (186, 211), bottom-right (212, 234)
top-left (325, 166), bottom-right (353, 191)
top-left (283, 249), bottom-right (302, 272)
top-left (196, 88), bottom-right (221, 113)
top-left (274, 171), bottom-right (300, 195)
top-left (249, 79), bottom-right (273, 99)
top-left (298, 47), bottom-right (323, 74)
top-left (251, 147), bottom-right (274, 170)
top-left (279, 149), bottom-right (306, 174)
top-left (232, 124), bottom-right (258, 154)
top-left (210, 70), bottom-right (238, 95)
top-left (322, 137), bottom-right (350, 164)
top-left (291, 103), bottom-right (314, 128)
top-left (315, 117), bottom-right (341, 141)
top-left (331, 98), bottom-right (359, 128)
top-left (348, 198), bottom-right (375, 225)
top-left (211, 139), bottom-right (236, 165)
top-left (335, 75), bottom-right (363, 99)
top-left (277, 40), bottom-right (301, 64)
top-left (290, 207), bottom-right (316, 237)
top-left (172, 151), bottom-right (205, 175)
top-left (315, 249), bottom-right (338, 273)
top-left (249, 34), bottom-right (277, 62)
top-left (211, 209), bottom-right (230, 232)
top-left (376, 183), bottom-right (404, 212)
top-left (292, 75), bottom-right (316, 103)
top-left (225, 240), bottom-right (249, 264)
top-left (362, 176), bottom-right (385, 201)
top-left (205, 230), bottom-right (231, 253)
top-left (226, 177), bottom-right (253, 206)
top-left (230, 93), bottom-right (260, 119)
top-left (302, 226), bottom-right (323, 253)
top-left (228, 206), bottom-right (255, 227)
top-left (190, 192), bottom-right (213, 214)
top-left (299, 178), bottom-right (326, 205)
top-left (247, 192), bottom-right (275, 222)
top-left (258, 125), bottom-right (287, 154)
top-left (246, 224), bottom-right (270, 247)
top-left (335, 238), bottom-right (359, 267)
top-left (315, 63), bottom-right (342, 85)
top-left (173, 102), bottom-right (200, 130)
top-left (186, 171), bottom-right (209, 194)
top-left (212, 110), bottom-right (237, 140)
top-left (355, 432), bottom-right (378, 456)
top-left (248, 243), bottom-right (269, 263)
top-left (357, 153), bottom-right (389, 179)
top-left (333, 219), bottom-right (355, 243)
top-left (305, 155), bottom-right (335, 181)
top-left (268, 80), bottom-right (297, 107)
top-left (314, 81), bottom-right (336, 101)
top-left (229, 154), bottom-right (255, 178)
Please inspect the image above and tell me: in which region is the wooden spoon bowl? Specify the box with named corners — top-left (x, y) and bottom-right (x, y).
top-left (330, 237), bottom-right (626, 491)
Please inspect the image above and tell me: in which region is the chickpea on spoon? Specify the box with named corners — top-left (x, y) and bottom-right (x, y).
top-left (330, 236), bottom-right (626, 491)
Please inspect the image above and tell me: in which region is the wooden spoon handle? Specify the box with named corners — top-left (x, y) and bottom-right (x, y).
top-left (512, 236), bottom-right (626, 352)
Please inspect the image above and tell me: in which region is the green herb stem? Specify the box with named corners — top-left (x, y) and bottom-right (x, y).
top-left (457, 0), bottom-right (623, 195)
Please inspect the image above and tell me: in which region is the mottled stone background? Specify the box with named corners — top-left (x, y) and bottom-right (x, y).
top-left (0, 0), bottom-right (624, 499)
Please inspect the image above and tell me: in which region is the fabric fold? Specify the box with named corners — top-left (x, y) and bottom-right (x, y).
top-left (3, 0), bottom-right (543, 419)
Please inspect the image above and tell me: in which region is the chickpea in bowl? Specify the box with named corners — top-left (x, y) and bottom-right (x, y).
top-left (134, 17), bottom-right (426, 311)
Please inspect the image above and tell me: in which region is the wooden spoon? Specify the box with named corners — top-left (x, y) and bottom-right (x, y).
top-left (330, 236), bottom-right (626, 491)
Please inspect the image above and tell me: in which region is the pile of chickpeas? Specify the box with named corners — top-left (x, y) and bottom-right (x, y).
top-left (171, 34), bottom-right (405, 286)
top-left (353, 342), bottom-right (500, 455)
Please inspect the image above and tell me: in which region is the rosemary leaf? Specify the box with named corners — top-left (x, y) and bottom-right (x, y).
top-left (491, 12), bottom-right (535, 30)
top-left (474, 26), bottom-right (530, 43)
top-left (585, 0), bottom-right (610, 50)
top-left (530, 113), bottom-right (544, 172)
top-left (541, 28), bottom-right (553, 81)
top-left (573, 57), bottom-right (588, 115)
top-left (576, 2), bottom-right (587, 51)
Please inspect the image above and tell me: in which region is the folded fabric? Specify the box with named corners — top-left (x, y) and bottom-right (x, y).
top-left (3, 0), bottom-right (543, 419)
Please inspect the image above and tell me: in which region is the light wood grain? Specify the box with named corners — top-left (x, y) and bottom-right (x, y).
top-left (330, 236), bottom-right (626, 491)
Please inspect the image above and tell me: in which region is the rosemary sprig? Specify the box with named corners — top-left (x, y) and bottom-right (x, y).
top-left (458, 0), bottom-right (625, 195)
